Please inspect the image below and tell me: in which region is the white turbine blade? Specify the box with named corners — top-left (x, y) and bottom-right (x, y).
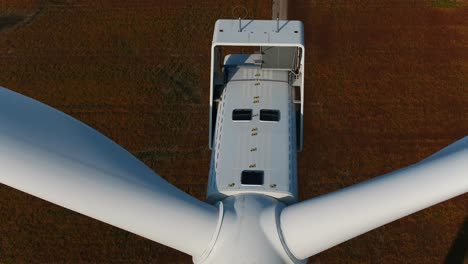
top-left (280, 137), bottom-right (468, 260)
top-left (0, 87), bottom-right (219, 257)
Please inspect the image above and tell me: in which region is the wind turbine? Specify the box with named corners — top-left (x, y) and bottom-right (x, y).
top-left (0, 19), bottom-right (466, 264)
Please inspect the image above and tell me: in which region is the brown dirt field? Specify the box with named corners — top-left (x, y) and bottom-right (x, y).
top-left (0, 0), bottom-right (467, 263)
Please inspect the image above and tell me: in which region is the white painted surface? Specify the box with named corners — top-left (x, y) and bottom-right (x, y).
top-left (195, 194), bottom-right (306, 264)
top-left (207, 67), bottom-right (297, 204)
top-left (213, 19), bottom-right (303, 46)
top-left (0, 87), bottom-right (219, 257)
top-left (280, 137), bottom-right (468, 260)
top-left (209, 20), bottom-right (305, 150)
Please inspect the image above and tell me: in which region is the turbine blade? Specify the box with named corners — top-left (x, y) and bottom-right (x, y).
top-left (0, 87), bottom-right (219, 257)
top-left (280, 137), bottom-right (468, 260)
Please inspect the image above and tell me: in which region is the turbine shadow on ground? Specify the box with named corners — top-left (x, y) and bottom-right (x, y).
top-left (445, 215), bottom-right (468, 264)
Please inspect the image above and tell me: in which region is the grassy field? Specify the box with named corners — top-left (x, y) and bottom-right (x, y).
top-left (0, 0), bottom-right (467, 263)
top-left (294, 1), bottom-right (468, 263)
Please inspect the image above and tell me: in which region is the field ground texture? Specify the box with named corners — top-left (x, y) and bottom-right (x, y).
top-left (0, 0), bottom-right (467, 263)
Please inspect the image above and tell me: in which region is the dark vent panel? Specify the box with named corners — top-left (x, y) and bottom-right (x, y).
top-left (232, 109), bottom-right (252, 121)
top-left (260, 109), bottom-right (280, 122)
top-left (241, 170), bottom-right (264, 185)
